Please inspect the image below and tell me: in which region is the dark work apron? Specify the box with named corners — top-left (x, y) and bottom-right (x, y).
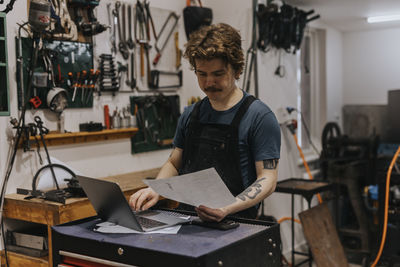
top-left (179, 95), bottom-right (257, 219)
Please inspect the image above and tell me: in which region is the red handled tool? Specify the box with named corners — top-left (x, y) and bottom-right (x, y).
top-left (104, 105), bottom-right (110, 129)
top-left (29, 96), bottom-right (42, 108)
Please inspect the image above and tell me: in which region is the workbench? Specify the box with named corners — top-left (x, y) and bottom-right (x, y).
top-left (51, 214), bottom-right (281, 267)
top-left (0, 168), bottom-right (161, 267)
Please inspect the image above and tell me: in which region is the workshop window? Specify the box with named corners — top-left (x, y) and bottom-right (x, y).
top-left (297, 28), bottom-right (327, 154)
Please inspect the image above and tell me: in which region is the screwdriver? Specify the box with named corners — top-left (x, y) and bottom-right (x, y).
top-left (86, 69), bottom-right (100, 103)
top-left (81, 70), bottom-right (88, 102)
top-left (72, 71), bottom-right (80, 102)
top-left (67, 72), bottom-right (73, 88)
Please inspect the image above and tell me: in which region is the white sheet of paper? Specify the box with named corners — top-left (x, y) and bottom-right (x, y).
top-left (143, 168), bottom-right (236, 209)
top-left (94, 221), bottom-right (181, 234)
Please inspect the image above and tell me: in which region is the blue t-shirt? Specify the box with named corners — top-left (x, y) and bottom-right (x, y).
top-left (173, 91), bottom-right (281, 188)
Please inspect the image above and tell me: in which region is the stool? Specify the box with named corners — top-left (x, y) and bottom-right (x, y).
top-left (275, 178), bottom-right (333, 267)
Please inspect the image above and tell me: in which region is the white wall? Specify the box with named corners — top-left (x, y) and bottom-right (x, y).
top-left (343, 27), bottom-right (400, 105)
top-left (0, 0), bottom-right (345, 258)
top-left (309, 20), bottom-right (343, 126)
top-left (326, 28), bottom-right (343, 124)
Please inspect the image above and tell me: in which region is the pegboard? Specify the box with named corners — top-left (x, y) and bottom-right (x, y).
top-left (130, 94), bottom-right (180, 154)
top-left (17, 37), bottom-right (94, 109)
top-left (105, 3), bottom-right (183, 93)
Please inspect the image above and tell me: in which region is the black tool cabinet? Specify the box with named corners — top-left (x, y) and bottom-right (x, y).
top-left (52, 215), bottom-right (281, 267)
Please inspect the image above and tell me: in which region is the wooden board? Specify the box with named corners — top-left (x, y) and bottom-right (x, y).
top-left (299, 203), bottom-right (349, 267)
top-left (21, 128), bottom-right (138, 148)
top-left (0, 251), bottom-right (48, 267)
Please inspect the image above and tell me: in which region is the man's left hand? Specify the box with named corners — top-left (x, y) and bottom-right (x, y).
top-left (195, 205), bottom-right (229, 222)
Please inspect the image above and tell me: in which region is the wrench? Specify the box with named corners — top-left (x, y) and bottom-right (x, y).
top-left (127, 5), bottom-right (135, 49)
top-left (115, 1), bottom-right (129, 59)
top-left (126, 52), bottom-right (136, 89)
top-left (111, 7), bottom-right (120, 55)
top-left (122, 4), bottom-right (127, 45)
top-left (107, 3), bottom-right (116, 54)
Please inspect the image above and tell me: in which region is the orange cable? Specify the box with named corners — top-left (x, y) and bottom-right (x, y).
top-left (278, 216), bottom-right (301, 224)
top-left (292, 133), bottom-right (323, 204)
top-left (371, 145), bottom-right (400, 267)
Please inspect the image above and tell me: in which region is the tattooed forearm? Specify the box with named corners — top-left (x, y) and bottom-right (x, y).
top-left (237, 177), bottom-right (267, 201)
top-left (263, 159), bottom-right (279, 170)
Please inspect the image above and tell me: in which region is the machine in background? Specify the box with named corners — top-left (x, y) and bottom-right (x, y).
top-left (320, 121), bottom-right (379, 264)
top-left (321, 90), bottom-right (400, 266)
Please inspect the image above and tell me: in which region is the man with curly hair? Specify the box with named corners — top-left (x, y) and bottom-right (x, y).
top-left (130, 23), bottom-right (280, 221)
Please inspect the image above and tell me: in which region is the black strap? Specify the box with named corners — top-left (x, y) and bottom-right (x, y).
top-left (230, 95), bottom-right (256, 127)
top-left (190, 95), bottom-right (256, 127)
top-left (190, 98), bottom-right (203, 122)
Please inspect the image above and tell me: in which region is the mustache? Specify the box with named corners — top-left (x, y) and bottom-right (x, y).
top-left (205, 87), bottom-right (222, 92)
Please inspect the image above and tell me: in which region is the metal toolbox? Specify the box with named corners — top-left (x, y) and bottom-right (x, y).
top-left (52, 213), bottom-right (281, 267)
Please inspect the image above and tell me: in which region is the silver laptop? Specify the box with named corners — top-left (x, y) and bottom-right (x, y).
top-left (77, 175), bottom-right (191, 232)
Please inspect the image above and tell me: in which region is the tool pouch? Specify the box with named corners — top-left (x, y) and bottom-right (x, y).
top-left (183, 1), bottom-right (212, 40)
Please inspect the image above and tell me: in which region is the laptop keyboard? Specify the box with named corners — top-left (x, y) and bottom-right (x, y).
top-left (137, 216), bottom-right (167, 228)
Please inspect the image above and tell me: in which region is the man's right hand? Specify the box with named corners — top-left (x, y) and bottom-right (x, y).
top-left (129, 188), bottom-right (160, 211)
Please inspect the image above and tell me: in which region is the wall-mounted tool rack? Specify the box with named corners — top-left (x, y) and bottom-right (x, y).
top-left (17, 37), bottom-right (94, 109)
top-left (130, 94), bottom-right (180, 153)
top-left (0, 12), bottom-right (10, 116)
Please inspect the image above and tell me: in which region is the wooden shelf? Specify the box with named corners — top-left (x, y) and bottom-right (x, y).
top-left (23, 127), bottom-right (138, 147)
top-left (0, 251), bottom-right (48, 267)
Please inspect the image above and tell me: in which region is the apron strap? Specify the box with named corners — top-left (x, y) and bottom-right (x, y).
top-left (190, 98), bottom-right (204, 122)
top-left (230, 95), bottom-right (256, 127)
top-left (190, 95), bottom-right (256, 126)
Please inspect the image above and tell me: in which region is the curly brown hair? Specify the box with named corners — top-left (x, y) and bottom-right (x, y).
top-left (183, 23), bottom-right (244, 78)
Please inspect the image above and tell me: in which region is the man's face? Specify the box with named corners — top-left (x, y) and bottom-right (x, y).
top-left (195, 58), bottom-right (239, 102)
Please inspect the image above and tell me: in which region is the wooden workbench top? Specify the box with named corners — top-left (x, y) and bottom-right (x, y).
top-left (102, 167), bottom-right (160, 191)
top-left (3, 168), bottom-right (161, 225)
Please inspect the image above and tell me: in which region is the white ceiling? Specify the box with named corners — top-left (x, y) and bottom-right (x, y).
top-left (284, 0), bottom-right (400, 32)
